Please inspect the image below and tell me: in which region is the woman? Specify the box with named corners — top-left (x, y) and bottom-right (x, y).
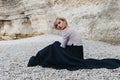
top-left (27, 17), bottom-right (84, 70)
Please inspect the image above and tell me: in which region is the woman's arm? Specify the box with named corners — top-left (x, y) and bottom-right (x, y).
top-left (60, 32), bottom-right (70, 48)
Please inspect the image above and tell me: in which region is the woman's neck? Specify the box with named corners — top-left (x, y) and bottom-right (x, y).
top-left (62, 26), bottom-right (68, 31)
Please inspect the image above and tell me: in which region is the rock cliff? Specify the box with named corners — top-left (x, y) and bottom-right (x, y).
top-left (0, 0), bottom-right (120, 44)
top-left (0, 0), bottom-right (49, 40)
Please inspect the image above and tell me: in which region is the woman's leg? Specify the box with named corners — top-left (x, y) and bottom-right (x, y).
top-left (66, 45), bottom-right (84, 59)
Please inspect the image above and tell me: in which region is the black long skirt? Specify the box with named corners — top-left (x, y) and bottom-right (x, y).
top-left (27, 41), bottom-right (120, 70)
top-left (27, 41), bottom-right (84, 70)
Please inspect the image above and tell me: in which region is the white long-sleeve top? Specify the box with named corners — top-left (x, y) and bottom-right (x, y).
top-left (60, 27), bottom-right (83, 48)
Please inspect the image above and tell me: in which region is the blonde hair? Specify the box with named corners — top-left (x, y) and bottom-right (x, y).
top-left (54, 17), bottom-right (68, 29)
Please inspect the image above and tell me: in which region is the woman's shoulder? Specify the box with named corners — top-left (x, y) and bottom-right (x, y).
top-left (67, 27), bottom-right (77, 33)
top-left (65, 27), bottom-right (75, 31)
top-left (61, 27), bottom-right (71, 35)
top-left (64, 27), bottom-right (73, 33)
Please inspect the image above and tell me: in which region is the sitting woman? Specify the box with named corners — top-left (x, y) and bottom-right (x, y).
top-left (27, 17), bottom-right (84, 70)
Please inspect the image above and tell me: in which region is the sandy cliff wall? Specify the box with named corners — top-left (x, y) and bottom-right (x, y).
top-left (48, 0), bottom-right (120, 44)
top-left (0, 0), bottom-right (49, 40)
top-left (0, 0), bottom-right (120, 44)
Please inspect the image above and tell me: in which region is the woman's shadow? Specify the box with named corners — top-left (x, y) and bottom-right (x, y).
top-left (67, 58), bottom-right (120, 71)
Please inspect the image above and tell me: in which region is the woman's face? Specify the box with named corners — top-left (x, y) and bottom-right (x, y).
top-left (56, 19), bottom-right (67, 30)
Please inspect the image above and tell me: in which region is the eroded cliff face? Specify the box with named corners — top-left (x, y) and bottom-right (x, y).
top-left (48, 0), bottom-right (120, 44)
top-left (0, 0), bottom-right (120, 44)
top-left (0, 0), bottom-right (49, 40)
